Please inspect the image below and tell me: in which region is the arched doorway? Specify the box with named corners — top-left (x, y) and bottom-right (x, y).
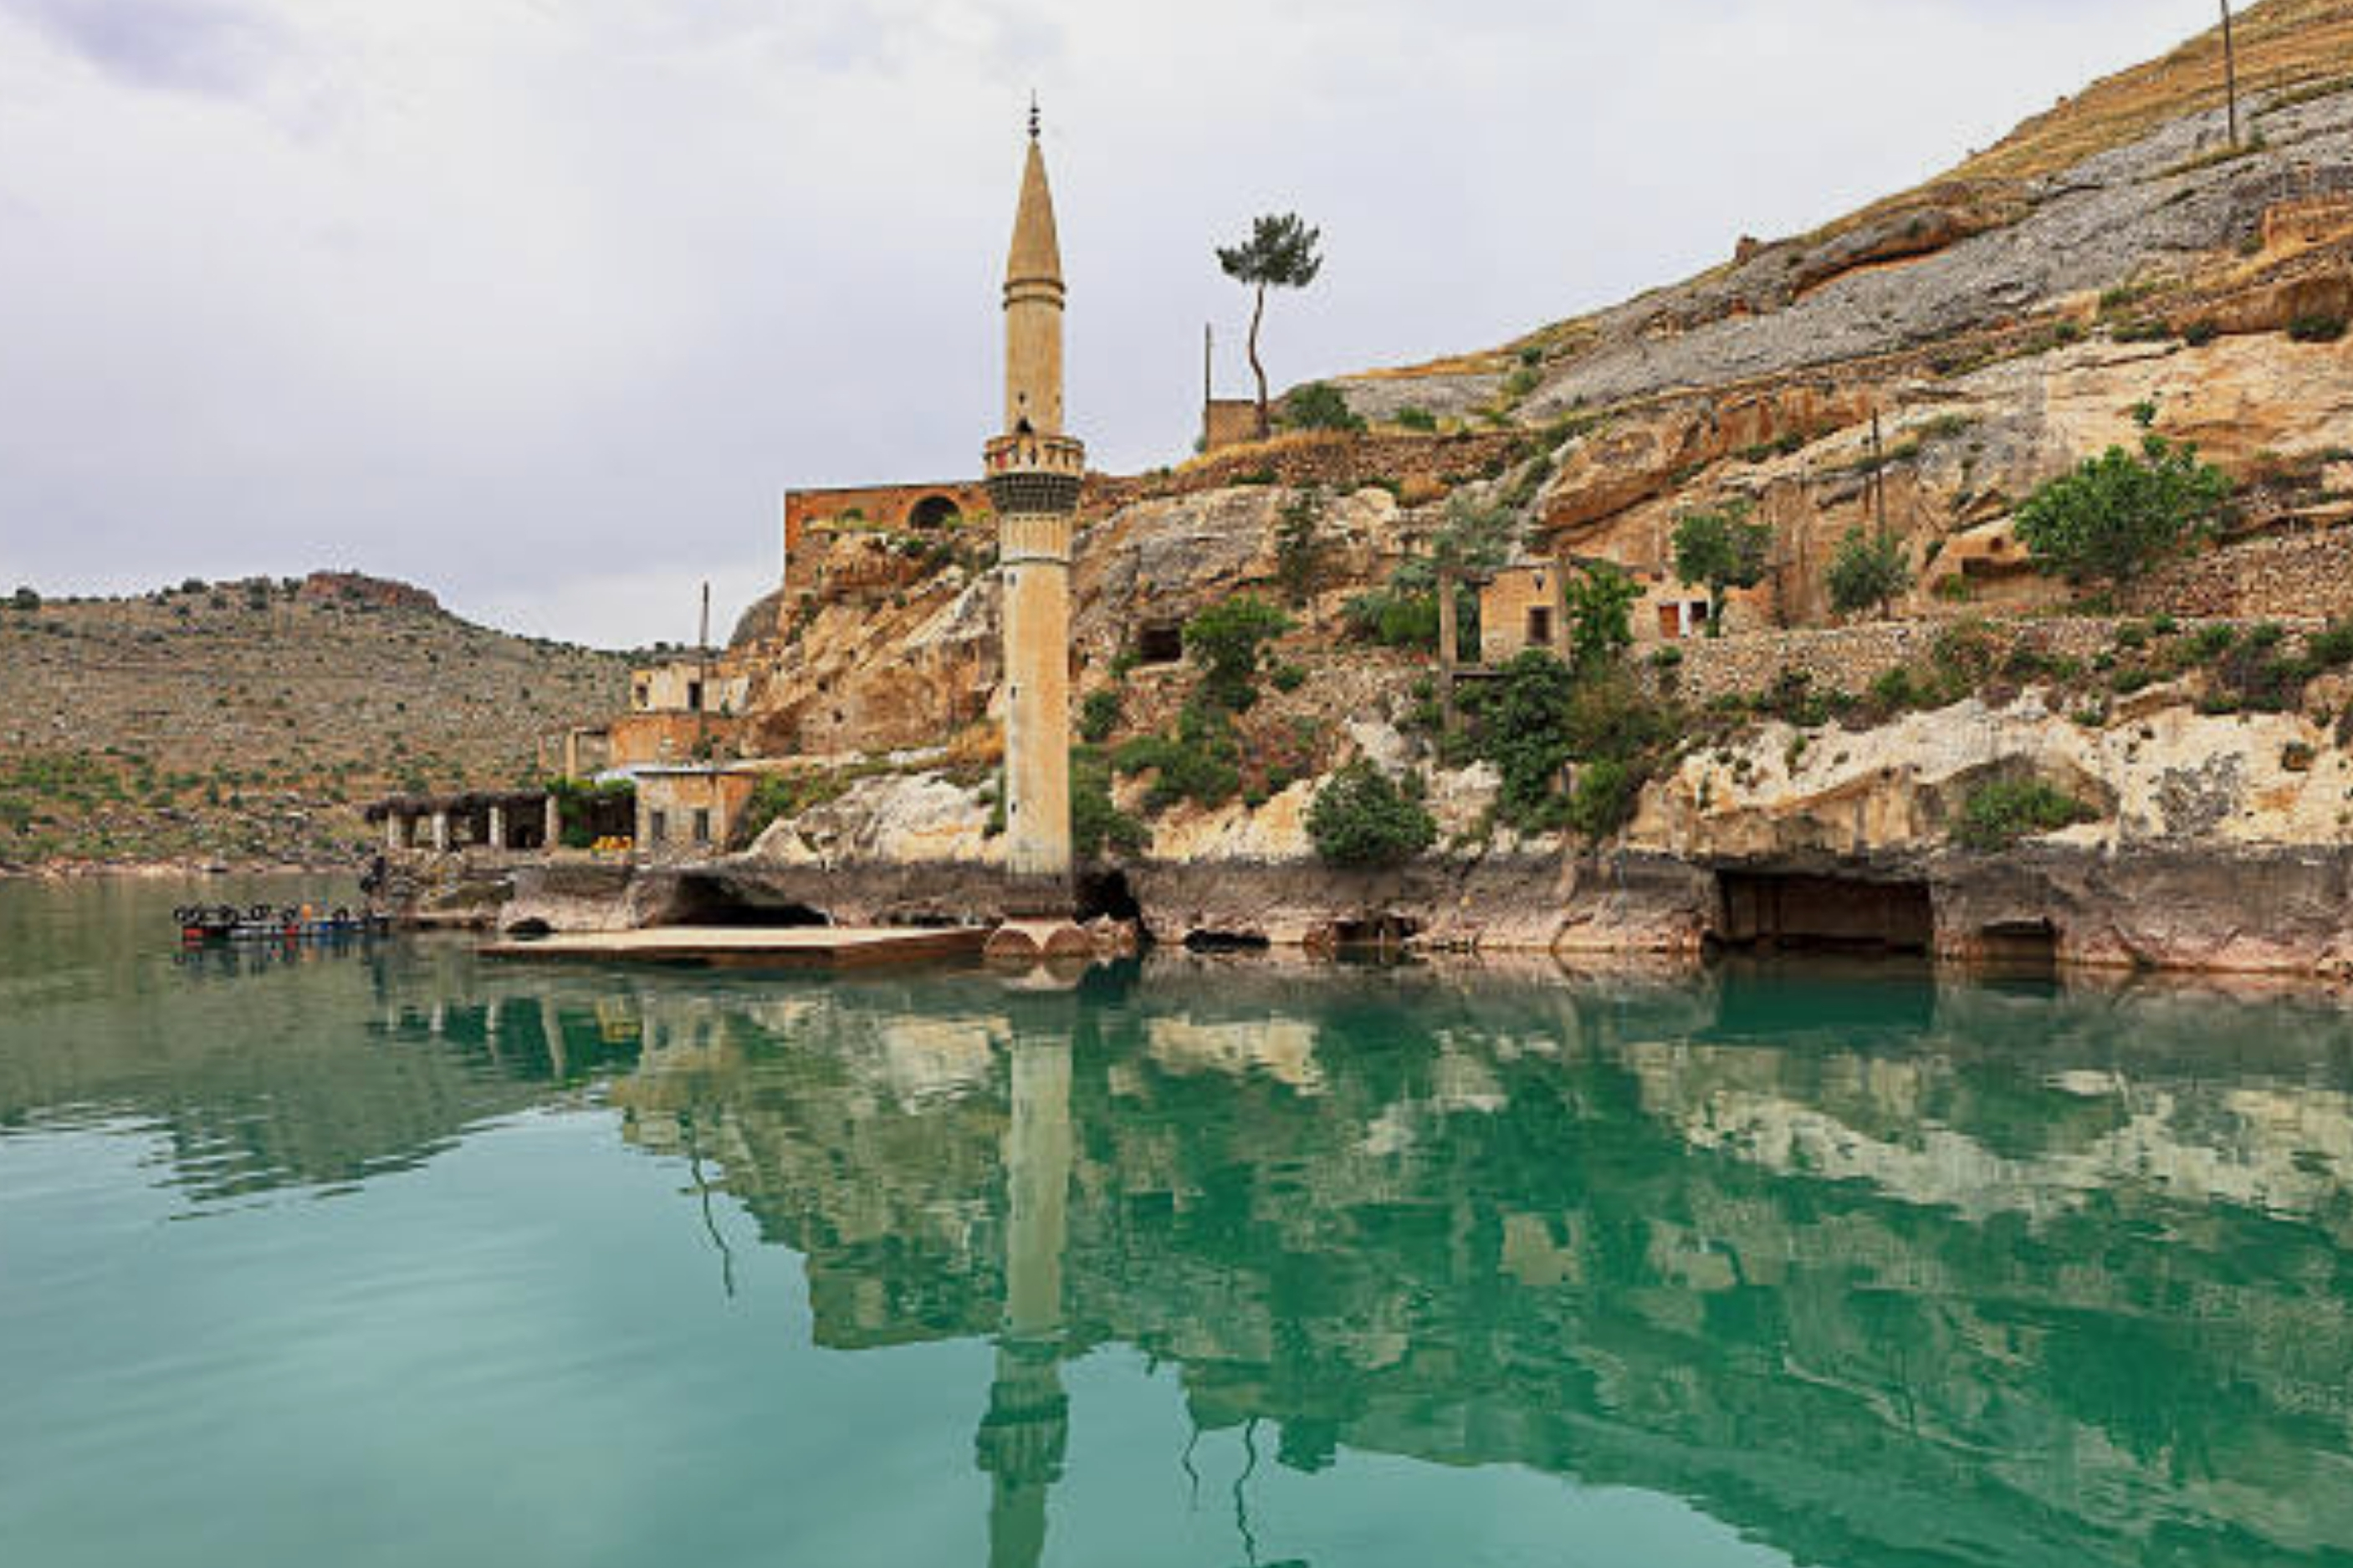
top-left (908, 493), bottom-right (963, 530)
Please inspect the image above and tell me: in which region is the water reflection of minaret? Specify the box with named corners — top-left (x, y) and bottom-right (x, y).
top-left (974, 1024), bottom-right (1073, 1568)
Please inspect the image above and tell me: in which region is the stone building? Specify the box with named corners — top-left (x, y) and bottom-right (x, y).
top-left (633, 765), bottom-right (763, 857)
top-left (1478, 558), bottom-right (1763, 666)
top-left (610, 656), bottom-right (754, 768)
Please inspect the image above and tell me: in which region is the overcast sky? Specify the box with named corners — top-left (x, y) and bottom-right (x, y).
top-left (0, 0), bottom-right (2228, 646)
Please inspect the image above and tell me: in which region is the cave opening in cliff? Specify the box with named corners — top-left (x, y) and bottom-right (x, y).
top-left (1714, 871), bottom-right (1934, 956)
top-left (1184, 929), bottom-right (1271, 953)
top-left (1134, 623), bottom-right (1184, 666)
top-left (1977, 917), bottom-right (2060, 969)
top-left (669, 876), bottom-right (832, 929)
top-left (1330, 913), bottom-right (1420, 953)
top-left (1077, 870), bottom-right (1142, 926)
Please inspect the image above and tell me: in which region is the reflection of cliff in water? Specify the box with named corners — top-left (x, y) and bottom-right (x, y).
top-left (613, 958), bottom-right (2353, 1568)
top-left (0, 926), bottom-right (639, 1203)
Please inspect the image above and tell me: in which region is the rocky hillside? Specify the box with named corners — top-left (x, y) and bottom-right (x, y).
top-left (0, 574), bottom-right (633, 871)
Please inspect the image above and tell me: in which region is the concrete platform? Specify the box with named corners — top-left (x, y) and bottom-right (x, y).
top-left (479, 925), bottom-right (990, 970)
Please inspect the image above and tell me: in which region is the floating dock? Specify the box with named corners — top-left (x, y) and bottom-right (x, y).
top-left (478, 926), bottom-right (990, 971)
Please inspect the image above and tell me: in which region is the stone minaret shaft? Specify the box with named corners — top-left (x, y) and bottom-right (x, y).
top-left (985, 117), bottom-right (1084, 912)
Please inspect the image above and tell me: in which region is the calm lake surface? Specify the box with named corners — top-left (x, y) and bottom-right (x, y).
top-left (6, 879), bottom-right (2353, 1567)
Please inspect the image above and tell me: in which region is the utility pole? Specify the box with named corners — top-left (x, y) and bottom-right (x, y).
top-left (1870, 411), bottom-right (1888, 540)
top-left (2221, 2), bottom-right (2241, 149)
top-left (1203, 322), bottom-right (1214, 449)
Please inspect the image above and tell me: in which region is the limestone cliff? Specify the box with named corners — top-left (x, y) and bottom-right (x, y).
top-left (586, 5), bottom-right (2353, 977)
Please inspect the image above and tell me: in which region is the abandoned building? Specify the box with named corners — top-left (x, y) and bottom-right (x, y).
top-left (368, 790), bottom-right (560, 855)
top-left (633, 765), bottom-right (764, 857)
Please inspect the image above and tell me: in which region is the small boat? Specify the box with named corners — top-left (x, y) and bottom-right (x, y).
top-left (174, 904), bottom-right (393, 945)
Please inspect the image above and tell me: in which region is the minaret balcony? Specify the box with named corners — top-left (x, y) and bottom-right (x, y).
top-left (984, 432), bottom-right (1086, 517)
top-left (985, 432), bottom-right (1086, 478)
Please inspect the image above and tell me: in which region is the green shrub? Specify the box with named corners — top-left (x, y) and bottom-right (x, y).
top-left (2187, 623), bottom-right (2238, 662)
top-left (1564, 561), bottom-right (1641, 672)
top-left (1072, 749), bottom-right (1147, 859)
top-left (2304, 621), bottom-right (2353, 669)
top-left (1394, 406), bottom-right (1438, 432)
top-left (2289, 314), bottom-right (2348, 344)
top-left (1274, 488), bottom-right (1327, 605)
top-left (2112, 318), bottom-right (2175, 344)
top-left (8, 586), bottom-right (36, 611)
top-left (1271, 661), bottom-right (1308, 693)
top-left (1472, 651), bottom-right (1583, 825)
top-left (1306, 761), bottom-right (1437, 866)
top-left (1501, 366), bottom-right (1542, 401)
top-left (1114, 698), bottom-right (1242, 812)
top-left (1343, 580), bottom-right (1479, 660)
top-left (1827, 527), bottom-right (1912, 617)
top-left (1869, 666), bottom-right (1926, 713)
top-left (1955, 779), bottom-right (2091, 851)
top-left (1466, 656), bottom-right (1668, 831)
top-left (2182, 319), bottom-right (2220, 347)
top-left (1078, 687), bottom-right (1123, 744)
top-left (2013, 434), bottom-right (2232, 586)
top-left (1564, 757), bottom-right (1645, 840)
top-left (1282, 381), bottom-right (1366, 433)
top-left (1184, 595), bottom-right (1292, 711)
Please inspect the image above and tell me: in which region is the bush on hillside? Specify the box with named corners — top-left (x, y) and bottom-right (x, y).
top-left (1307, 761), bottom-right (1437, 867)
top-left (1185, 595), bottom-right (1292, 711)
top-left (1281, 381), bottom-right (1366, 433)
top-left (2013, 434), bottom-right (2231, 586)
top-left (1827, 527), bottom-right (1912, 618)
top-left (1954, 779), bottom-right (2090, 851)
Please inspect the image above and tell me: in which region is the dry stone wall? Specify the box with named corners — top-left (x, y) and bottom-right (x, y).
top-left (2126, 528), bottom-right (2353, 620)
top-left (1655, 618), bottom-right (2129, 707)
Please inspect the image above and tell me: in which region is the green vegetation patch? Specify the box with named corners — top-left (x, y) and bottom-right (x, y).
top-left (1307, 761), bottom-right (1437, 867)
top-left (1954, 779), bottom-right (2091, 852)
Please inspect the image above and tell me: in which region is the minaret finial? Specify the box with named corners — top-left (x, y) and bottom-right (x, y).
top-left (1028, 93), bottom-right (1040, 141)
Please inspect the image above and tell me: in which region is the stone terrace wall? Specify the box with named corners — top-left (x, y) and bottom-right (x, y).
top-left (2125, 528), bottom-right (2353, 621)
top-left (1654, 618), bottom-right (2130, 707)
top-left (1089, 429), bottom-right (1529, 514)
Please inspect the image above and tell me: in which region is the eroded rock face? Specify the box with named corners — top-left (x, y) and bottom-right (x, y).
top-left (1634, 696), bottom-right (2352, 859)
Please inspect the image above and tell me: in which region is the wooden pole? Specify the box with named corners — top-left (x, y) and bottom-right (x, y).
top-left (1436, 562), bottom-right (1460, 738)
top-left (695, 580), bottom-right (711, 759)
top-left (2221, 2), bottom-right (2240, 149)
top-left (1870, 411), bottom-right (1887, 540)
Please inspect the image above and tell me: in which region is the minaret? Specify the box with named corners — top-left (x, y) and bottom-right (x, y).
top-left (973, 1030), bottom-right (1074, 1568)
top-left (985, 104), bottom-right (1086, 928)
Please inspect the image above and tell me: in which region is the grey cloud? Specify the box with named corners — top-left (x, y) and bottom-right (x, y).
top-left (4, 0), bottom-right (282, 95)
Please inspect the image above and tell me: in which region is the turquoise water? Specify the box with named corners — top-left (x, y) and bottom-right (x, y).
top-left (5, 880), bottom-right (2353, 1566)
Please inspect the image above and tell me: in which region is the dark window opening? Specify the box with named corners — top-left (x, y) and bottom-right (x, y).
top-left (648, 810), bottom-right (668, 845)
top-left (1135, 623), bottom-right (1184, 666)
top-left (691, 809), bottom-right (711, 845)
top-left (1714, 871), bottom-right (1933, 956)
top-left (1527, 606), bottom-right (1553, 646)
top-left (686, 680), bottom-right (704, 712)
